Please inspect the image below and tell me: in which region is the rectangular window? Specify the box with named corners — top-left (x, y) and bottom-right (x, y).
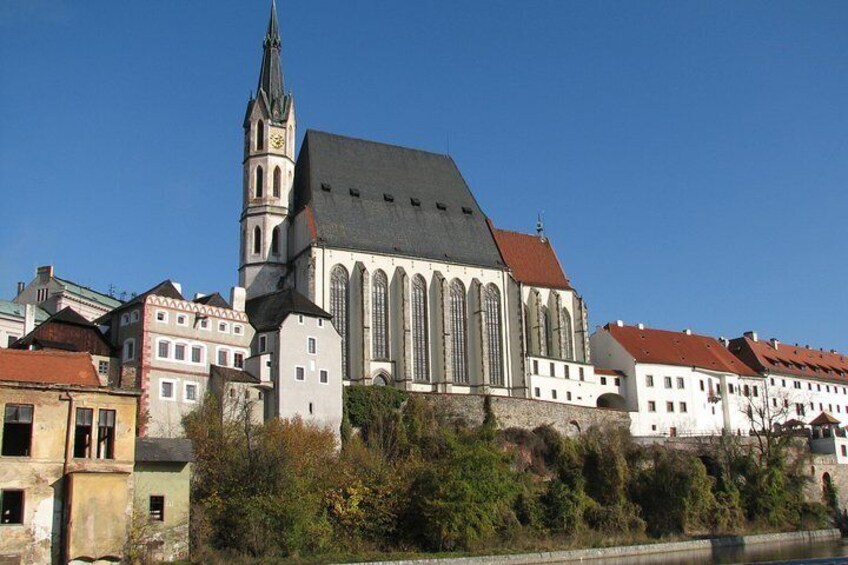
top-left (149, 495), bottom-right (165, 522)
top-left (6, 335), bottom-right (18, 347)
top-left (648, 401), bottom-right (656, 412)
top-left (218, 322), bottom-right (228, 333)
top-left (601, 376), bottom-right (607, 386)
top-left (174, 344), bottom-right (186, 361)
top-left (795, 381), bottom-right (801, 389)
top-left (680, 402), bottom-right (688, 413)
top-left (566, 391), bottom-right (572, 401)
top-left (217, 349), bottom-right (228, 366)
top-left (156, 311), bottom-right (167, 322)
top-left (664, 376), bottom-right (672, 389)
top-left (191, 345), bottom-right (202, 363)
top-left (176, 314), bottom-right (187, 326)
top-left (160, 380), bottom-right (175, 400)
top-left (185, 383), bottom-right (198, 402)
top-left (564, 365), bottom-right (570, 379)
top-left (158, 340), bottom-right (170, 359)
top-left (782, 379), bottom-right (786, 387)
top-left (700, 380), bottom-right (705, 391)
top-left (579, 368), bottom-right (585, 381)
top-left (842, 445), bottom-right (847, 457)
top-left (534, 387), bottom-right (540, 398)
top-left (73, 407), bottom-right (93, 458)
top-left (318, 319), bottom-right (324, 328)
top-left (307, 337), bottom-right (317, 355)
top-left (646, 375), bottom-right (654, 387)
top-left (533, 360), bottom-right (539, 374)
top-left (258, 335), bottom-right (267, 353)
top-left (615, 378), bottom-right (620, 386)
top-left (2, 404), bottom-right (33, 457)
top-left (298, 315), bottom-right (304, 325)
top-left (320, 370), bottom-right (328, 384)
top-left (123, 339), bottom-right (135, 361)
top-left (1, 490), bottom-right (24, 524)
top-left (666, 401), bottom-right (674, 413)
top-left (552, 390), bottom-right (558, 400)
top-left (676, 377), bottom-right (684, 389)
top-left (728, 383), bottom-right (735, 394)
top-left (36, 287), bottom-right (48, 302)
top-left (549, 362), bottom-right (556, 377)
top-left (295, 366), bottom-right (305, 381)
top-left (234, 352), bottom-right (244, 369)
top-left (199, 318), bottom-right (209, 330)
top-left (98, 360), bottom-right (109, 376)
top-left (753, 386), bottom-right (759, 397)
top-left (233, 324), bottom-right (243, 335)
top-left (97, 410), bottom-right (115, 460)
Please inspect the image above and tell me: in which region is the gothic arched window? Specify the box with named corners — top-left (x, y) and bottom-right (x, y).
top-left (270, 226), bottom-right (280, 255)
top-left (411, 275), bottom-right (429, 382)
top-left (562, 308), bottom-right (574, 361)
top-left (252, 226), bottom-right (262, 255)
top-left (255, 166), bottom-right (264, 198)
top-left (542, 306), bottom-right (553, 358)
top-left (449, 279), bottom-right (468, 384)
top-left (330, 265), bottom-right (350, 378)
top-left (371, 270), bottom-right (389, 359)
top-left (484, 284), bottom-right (504, 386)
top-left (256, 120), bottom-right (264, 150)
top-left (273, 167), bottom-right (281, 198)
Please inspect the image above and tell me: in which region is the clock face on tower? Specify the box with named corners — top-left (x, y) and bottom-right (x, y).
top-left (270, 133), bottom-right (285, 149)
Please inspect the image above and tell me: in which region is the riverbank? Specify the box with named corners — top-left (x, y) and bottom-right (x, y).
top-left (347, 529), bottom-right (842, 565)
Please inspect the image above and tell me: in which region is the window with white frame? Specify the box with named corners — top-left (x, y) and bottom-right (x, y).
top-left (130, 310), bottom-right (139, 323)
top-left (160, 379), bottom-right (176, 400)
top-left (307, 337), bottom-right (317, 355)
top-left (234, 352), bottom-right (244, 369)
top-left (676, 377), bottom-right (684, 389)
top-left (320, 369), bottom-right (328, 384)
top-left (98, 360), bottom-right (109, 376)
top-left (157, 340), bottom-right (171, 359)
top-left (233, 324), bottom-right (243, 336)
top-left (123, 339), bottom-right (136, 361)
top-left (217, 349), bottom-right (229, 366)
top-left (298, 315), bottom-right (304, 325)
top-left (258, 335), bottom-right (267, 353)
top-left (185, 383), bottom-right (198, 402)
top-left (664, 376), bottom-right (672, 389)
top-left (218, 322), bottom-right (228, 333)
top-left (174, 343), bottom-right (186, 361)
top-left (646, 374), bottom-right (654, 387)
top-left (156, 310), bottom-right (167, 323)
top-left (191, 345), bottom-right (203, 364)
top-left (120, 313), bottom-right (129, 326)
top-left (318, 318), bottom-right (324, 328)
top-left (199, 318), bottom-right (210, 330)
top-left (176, 314), bottom-right (187, 326)
top-left (295, 366), bottom-right (305, 381)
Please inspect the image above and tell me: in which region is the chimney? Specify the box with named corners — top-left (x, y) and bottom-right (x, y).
top-left (683, 328), bottom-right (692, 335)
top-left (171, 282), bottom-right (182, 297)
top-left (230, 286), bottom-right (246, 313)
top-left (743, 331), bottom-right (758, 342)
top-left (24, 304), bottom-right (36, 335)
top-left (615, 320), bottom-right (624, 327)
top-left (15, 281), bottom-right (24, 296)
top-left (719, 336), bottom-right (730, 347)
top-left (770, 338), bottom-right (779, 350)
top-left (637, 323), bottom-right (645, 330)
top-left (36, 265), bottom-right (54, 280)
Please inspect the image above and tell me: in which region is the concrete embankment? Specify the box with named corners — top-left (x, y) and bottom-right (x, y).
top-left (348, 528), bottom-right (842, 565)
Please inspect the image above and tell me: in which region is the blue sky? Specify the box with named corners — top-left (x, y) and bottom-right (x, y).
top-left (1, 1), bottom-right (846, 349)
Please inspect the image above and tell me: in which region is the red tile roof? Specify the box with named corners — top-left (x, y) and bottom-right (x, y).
top-left (0, 349), bottom-right (101, 387)
top-left (595, 367), bottom-right (626, 377)
top-left (605, 323), bottom-right (758, 376)
top-left (490, 225), bottom-right (572, 290)
top-left (728, 336), bottom-right (848, 384)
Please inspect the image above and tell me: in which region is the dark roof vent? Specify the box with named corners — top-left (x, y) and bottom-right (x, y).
top-left (383, 193), bottom-right (394, 202)
top-left (436, 202), bottom-right (447, 211)
top-left (461, 206), bottom-right (473, 215)
top-left (321, 183), bottom-right (332, 192)
top-left (410, 198), bottom-right (421, 207)
top-left (349, 188), bottom-right (361, 198)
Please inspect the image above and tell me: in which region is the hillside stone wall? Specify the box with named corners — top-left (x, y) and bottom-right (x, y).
top-left (411, 393), bottom-right (630, 436)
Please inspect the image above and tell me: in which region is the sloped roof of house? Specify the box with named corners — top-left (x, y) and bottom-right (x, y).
top-left (193, 292), bottom-right (230, 308)
top-left (0, 349), bottom-right (101, 387)
top-left (135, 437), bottom-right (194, 463)
top-left (292, 130), bottom-right (506, 269)
top-left (490, 226), bottom-right (572, 290)
top-left (604, 323), bottom-right (757, 376)
top-left (210, 365), bottom-right (261, 384)
top-left (98, 281), bottom-right (184, 323)
top-left (246, 288), bottom-right (331, 332)
top-left (728, 336), bottom-right (848, 384)
top-left (12, 307), bottom-right (113, 353)
top-left (809, 412), bottom-right (841, 426)
top-left (0, 299), bottom-right (50, 323)
top-left (54, 277), bottom-right (122, 309)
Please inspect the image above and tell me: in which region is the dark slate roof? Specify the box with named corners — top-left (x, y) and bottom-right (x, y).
top-left (48, 307), bottom-right (95, 327)
top-left (135, 438), bottom-right (194, 464)
top-left (210, 364), bottom-right (261, 384)
top-left (246, 288), bottom-right (330, 332)
top-left (293, 130), bottom-right (506, 269)
top-left (99, 280), bottom-right (183, 323)
top-left (194, 293), bottom-right (230, 309)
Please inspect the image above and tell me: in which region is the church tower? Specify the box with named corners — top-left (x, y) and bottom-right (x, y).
top-left (239, 0), bottom-right (296, 298)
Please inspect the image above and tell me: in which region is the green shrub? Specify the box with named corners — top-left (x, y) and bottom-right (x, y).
top-left (344, 385), bottom-right (408, 429)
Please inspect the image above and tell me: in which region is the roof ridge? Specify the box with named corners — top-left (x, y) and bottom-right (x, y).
top-left (306, 129), bottom-right (452, 159)
top-left (54, 276), bottom-right (122, 303)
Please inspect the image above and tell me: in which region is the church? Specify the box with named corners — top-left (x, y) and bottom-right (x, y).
top-left (239, 1), bottom-right (595, 401)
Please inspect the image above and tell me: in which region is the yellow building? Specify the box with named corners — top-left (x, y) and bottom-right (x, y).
top-left (0, 349), bottom-right (139, 564)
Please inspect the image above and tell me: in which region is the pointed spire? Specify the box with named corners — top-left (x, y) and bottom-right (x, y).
top-left (257, 0), bottom-right (287, 122)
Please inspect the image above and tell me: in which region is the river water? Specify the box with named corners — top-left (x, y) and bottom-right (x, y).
top-left (546, 538), bottom-right (848, 564)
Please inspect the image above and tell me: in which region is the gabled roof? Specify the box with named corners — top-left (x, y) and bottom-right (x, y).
top-left (809, 412), bottom-right (841, 426)
top-left (53, 277), bottom-right (122, 309)
top-left (728, 336), bottom-right (848, 384)
top-left (490, 225), bottom-right (572, 290)
top-left (99, 280), bottom-right (183, 321)
top-left (193, 293), bottom-right (230, 309)
top-left (0, 299), bottom-right (50, 323)
top-left (604, 323), bottom-right (757, 376)
top-left (210, 364), bottom-right (261, 384)
top-left (12, 307), bottom-right (113, 354)
top-left (135, 438), bottom-right (194, 463)
top-left (246, 288), bottom-right (330, 332)
top-left (0, 349), bottom-right (101, 387)
top-left (292, 130), bottom-right (505, 269)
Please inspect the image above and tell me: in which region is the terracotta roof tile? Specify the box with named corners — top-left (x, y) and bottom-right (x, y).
top-left (729, 336), bottom-right (848, 384)
top-left (490, 225), bottom-right (572, 290)
top-left (605, 323), bottom-right (757, 376)
top-left (0, 349), bottom-right (101, 387)
top-left (595, 367), bottom-right (626, 377)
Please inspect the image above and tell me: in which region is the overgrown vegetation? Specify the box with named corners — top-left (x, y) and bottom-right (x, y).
top-left (184, 387), bottom-right (830, 563)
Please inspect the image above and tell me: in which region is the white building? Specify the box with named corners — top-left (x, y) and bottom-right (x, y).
top-left (0, 300), bottom-right (47, 348)
top-left (13, 265), bottom-right (122, 322)
top-left (591, 322), bottom-right (765, 437)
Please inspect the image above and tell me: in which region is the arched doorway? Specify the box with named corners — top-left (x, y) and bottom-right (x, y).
top-left (372, 372), bottom-right (390, 387)
top-left (597, 393), bottom-right (626, 410)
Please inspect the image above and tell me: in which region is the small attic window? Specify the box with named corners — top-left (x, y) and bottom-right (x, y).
top-left (349, 188), bottom-right (361, 197)
top-left (383, 193), bottom-right (394, 202)
top-left (410, 198), bottom-right (421, 207)
top-left (321, 183), bottom-right (332, 192)
top-left (436, 202), bottom-right (447, 211)
top-left (461, 206), bottom-right (473, 215)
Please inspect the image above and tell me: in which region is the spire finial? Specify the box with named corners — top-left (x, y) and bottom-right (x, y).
top-left (536, 212), bottom-right (546, 243)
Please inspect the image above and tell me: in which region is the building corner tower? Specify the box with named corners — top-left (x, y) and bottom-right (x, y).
top-left (239, 0), bottom-right (296, 298)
